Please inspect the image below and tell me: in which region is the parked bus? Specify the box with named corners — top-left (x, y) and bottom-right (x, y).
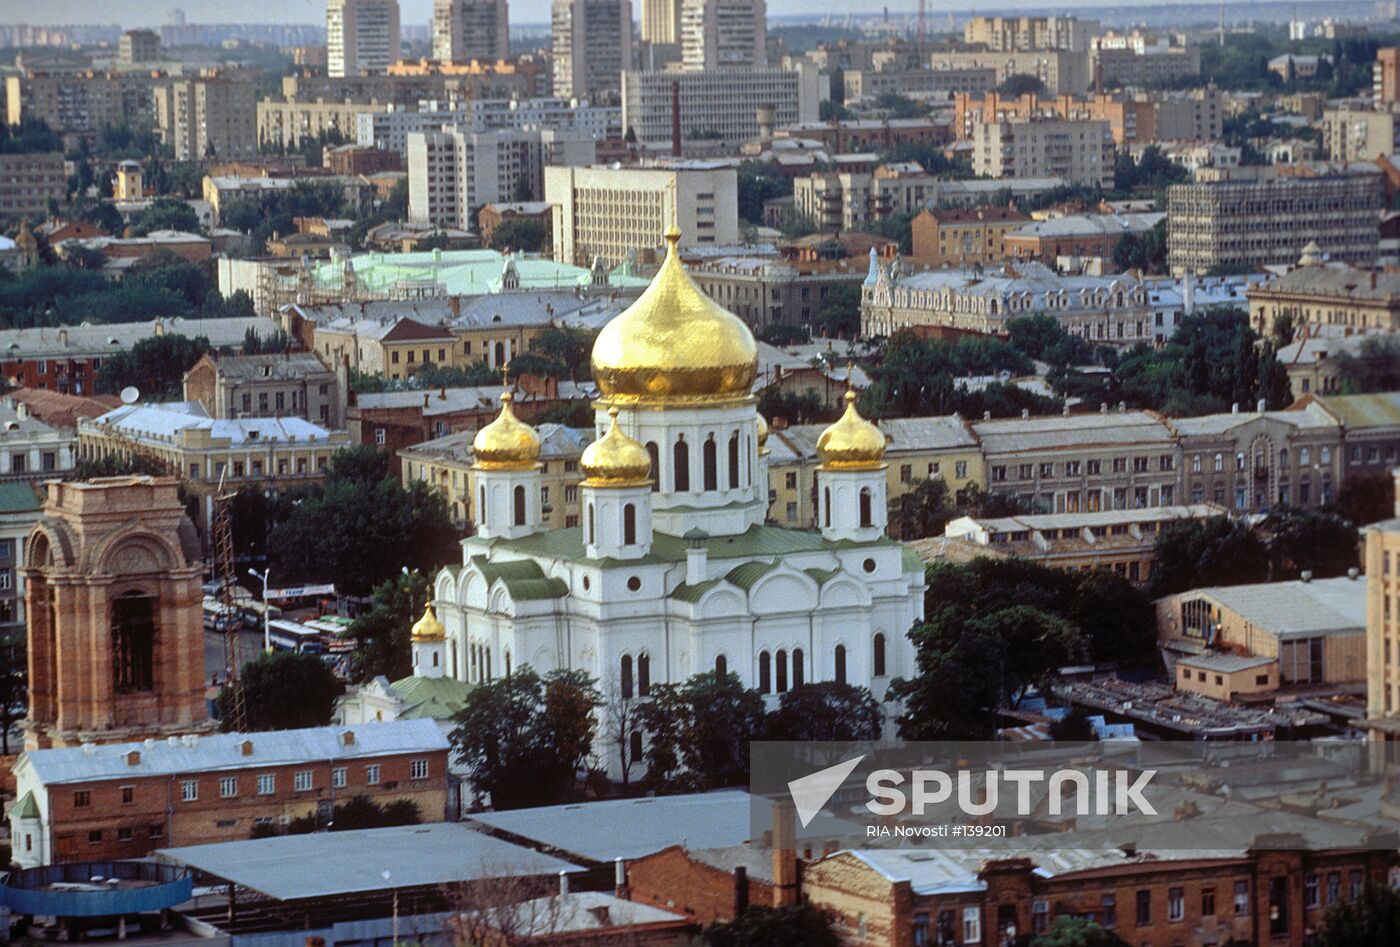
top-left (305, 616), bottom-right (355, 654)
top-left (266, 619), bottom-right (325, 654)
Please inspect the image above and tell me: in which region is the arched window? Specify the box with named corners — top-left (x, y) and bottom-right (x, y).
top-left (504, 651), bottom-right (511, 676)
top-left (759, 651), bottom-right (772, 693)
top-left (623, 503), bottom-right (637, 545)
top-left (703, 436), bottom-right (718, 491)
top-left (873, 633), bottom-right (886, 677)
top-left (629, 730), bottom-right (643, 762)
top-left (485, 647), bottom-right (492, 681)
top-left (834, 644), bottom-right (847, 686)
top-left (494, 341), bottom-right (505, 365)
top-left (793, 649), bottom-right (804, 688)
top-left (859, 488), bottom-right (873, 528)
top-left (823, 487), bottom-right (831, 527)
top-left (646, 442), bottom-right (660, 492)
top-left (673, 438), bottom-right (690, 491)
top-left (513, 484), bottom-right (526, 526)
top-left (587, 503), bottom-right (596, 545)
top-left (620, 654), bottom-right (634, 700)
top-left (715, 654), bottom-right (728, 676)
top-left (727, 433), bottom-right (740, 489)
top-left (479, 485), bottom-right (487, 526)
top-left (776, 649), bottom-right (788, 693)
top-left (637, 653), bottom-right (650, 696)
top-left (432, 650), bottom-right (440, 668)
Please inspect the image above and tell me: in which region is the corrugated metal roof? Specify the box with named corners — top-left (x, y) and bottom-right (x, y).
top-left (1188, 575), bottom-right (1366, 639)
top-left (1312, 392), bottom-right (1400, 430)
top-left (972, 411), bottom-right (1174, 454)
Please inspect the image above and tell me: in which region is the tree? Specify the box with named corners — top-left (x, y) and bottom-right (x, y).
top-left (215, 651), bottom-right (344, 731)
top-left (450, 666), bottom-right (602, 808)
top-left (997, 73), bottom-right (1047, 97)
top-left (1032, 916), bottom-right (1128, 947)
top-left (1147, 516), bottom-right (1270, 598)
top-left (757, 387), bottom-right (836, 426)
top-left (1335, 471), bottom-right (1395, 526)
top-left (128, 197), bottom-right (201, 236)
top-left (890, 477), bottom-right (956, 540)
top-left (1262, 506), bottom-right (1359, 579)
top-left (1336, 335), bottom-right (1400, 394)
top-left (275, 795), bottom-right (421, 836)
top-left (814, 284), bottom-right (862, 338)
top-left (639, 671), bottom-right (766, 791)
top-left (768, 682), bottom-right (881, 741)
top-left (347, 570), bottom-right (430, 683)
top-left (1048, 706), bottom-right (1097, 742)
top-left (94, 333), bottom-right (210, 399)
top-left (706, 904), bottom-right (841, 947)
top-left (1320, 883), bottom-right (1400, 947)
top-left (0, 630), bottom-right (25, 756)
top-left (737, 163), bottom-right (793, 225)
top-left (488, 219), bottom-right (547, 253)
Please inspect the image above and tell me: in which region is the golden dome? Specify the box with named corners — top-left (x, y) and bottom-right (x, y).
top-left (756, 413), bottom-right (770, 453)
top-left (816, 390), bottom-right (886, 471)
top-left (591, 226), bottom-right (758, 404)
top-left (581, 407), bottom-right (652, 487)
top-left (472, 392), bottom-right (540, 471)
top-left (411, 603), bottom-right (445, 641)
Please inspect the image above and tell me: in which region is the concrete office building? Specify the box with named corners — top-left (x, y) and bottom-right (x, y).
top-left (621, 65), bottom-right (820, 146)
top-left (431, 0), bottom-right (509, 64)
top-left (546, 163), bottom-right (739, 266)
top-left (356, 98), bottom-right (619, 157)
top-left (118, 29), bottom-right (160, 65)
top-left (679, 0), bottom-right (766, 71)
top-left (551, 0), bottom-right (633, 99)
top-left (927, 49), bottom-right (1091, 97)
top-left (327, 0), bottom-right (402, 78)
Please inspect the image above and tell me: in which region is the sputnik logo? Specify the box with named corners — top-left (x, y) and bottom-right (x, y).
top-left (787, 755), bottom-right (865, 828)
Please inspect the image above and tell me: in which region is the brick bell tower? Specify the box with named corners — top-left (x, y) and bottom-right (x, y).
top-left (22, 477), bottom-right (211, 750)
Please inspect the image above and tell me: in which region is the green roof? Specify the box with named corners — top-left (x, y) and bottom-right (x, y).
top-left (389, 675), bottom-right (474, 720)
top-left (1315, 392), bottom-right (1400, 430)
top-left (725, 559), bottom-right (778, 590)
top-left (307, 249), bottom-right (650, 297)
top-left (0, 481), bottom-right (43, 515)
top-left (14, 790), bottom-right (38, 819)
top-left (668, 578), bottom-right (721, 603)
top-left (804, 566), bottom-right (841, 586)
top-left (470, 556), bottom-right (568, 600)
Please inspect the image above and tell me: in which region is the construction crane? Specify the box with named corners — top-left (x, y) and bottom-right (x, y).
top-left (87, 395), bottom-right (248, 731)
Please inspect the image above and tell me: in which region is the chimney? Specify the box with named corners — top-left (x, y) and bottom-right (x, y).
top-left (559, 871), bottom-right (571, 896)
top-left (341, 730), bottom-right (355, 747)
top-left (671, 80), bottom-right (682, 159)
top-left (240, 740), bottom-right (253, 756)
top-left (1020, 408), bottom-right (1029, 419)
top-left (1062, 403), bottom-right (1070, 416)
top-left (983, 410), bottom-right (991, 421)
top-left (614, 857), bottom-right (628, 898)
top-left (450, 295), bottom-right (460, 317)
top-left (687, 544), bottom-right (708, 586)
top-left (1257, 399), bottom-right (1266, 413)
top-left (126, 750), bottom-right (141, 766)
top-left (1100, 402), bottom-right (1108, 414)
top-left (59, 328), bottom-right (68, 346)
top-left (734, 865), bottom-right (749, 915)
top-left (771, 799), bottom-right (799, 907)
top-left (1232, 402), bottom-right (1239, 414)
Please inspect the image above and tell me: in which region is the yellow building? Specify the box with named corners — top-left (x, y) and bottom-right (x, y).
top-left (766, 415), bottom-right (985, 533)
top-left (1366, 469), bottom-right (1400, 759)
top-left (399, 423), bottom-right (590, 529)
top-left (909, 206), bottom-right (1031, 268)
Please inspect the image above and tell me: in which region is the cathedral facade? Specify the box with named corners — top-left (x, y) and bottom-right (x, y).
top-left (428, 227), bottom-right (925, 766)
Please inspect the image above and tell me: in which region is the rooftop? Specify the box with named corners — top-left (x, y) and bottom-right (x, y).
top-left (1178, 652), bottom-right (1276, 673)
top-left (971, 410), bottom-right (1174, 454)
top-left (401, 424), bottom-right (592, 466)
top-left (1008, 212), bottom-right (1165, 240)
top-left (1252, 264), bottom-right (1400, 302)
top-left (200, 352), bottom-right (333, 382)
top-left (302, 249), bottom-right (649, 298)
top-left (0, 317), bottom-right (276, 361)
top-left (1307, 392), bottom-right (1400, 430)
top-left (87, 402), bottom-right (339, 446)
top-left (1182, 575), bottom-right (1366, 639)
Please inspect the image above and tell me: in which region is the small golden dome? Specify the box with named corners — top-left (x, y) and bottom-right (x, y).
top-left (755, 413), bottom-right (770, 453)
top-left (817, 390), bottom-right (886, 471)
top-left (411, 603), bottom-right (445, 640)
top-left (591, 227), bottom-right (758, 404)
top-left (581, 407), bottom-right (652, 487)
top-left (472, 392), bottom-right (540, 471)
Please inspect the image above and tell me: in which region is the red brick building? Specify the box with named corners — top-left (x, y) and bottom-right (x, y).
top-left (8, 719), bottom-right (451, 868)
top-left (626, 845), bottom-right (777, 927)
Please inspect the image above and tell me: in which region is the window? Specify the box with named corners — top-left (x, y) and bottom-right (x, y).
top-left (258, 774), bottom-right (276, 795)
top-left (410, 759), bottom-right (429, 780)
top-left (702, 436), bottom-right (718, 491)
top-left (873, 633), bottom-right (886, 677)
top-left (913, 912), bottom-right (930, 946)
top-left (785, 472), bottom-right (797, 489)
top-left (294, 771), bottom-right (313, 792)
top-left (758, 651), bottom-right (771, 693)
top-left (1031, 900), bottom-right (1048, 935)
top-left (332, 767), bottom-right (347, 789)
top-left (1349, 870), bottom-right (1363, 901)
top-left (859, 488), bottom-right (873, 527)
top-left (621, 654), bottom-right (634, 699)
top-left (513, 484), bottom-right (526, 526)
top-left (673, 439), bottom-right (690, 491)
top-left (219, 777), bottom-right (238, 798)
top-left (1166, 888), bottom-right (1185, 921)
top-left (366, 764), bottom-right (381, 785)
top-left (834, 644), bottom-right (847, 686)
top-left (88, 830), bottom-right (102, 845)
top-left (1101, 893), bottom-right (1116, 928)
top-left (728, 433), bottom-right (740, 488)
top-left (776, 649), bottom-right (788, 693)
top-left (120, 786), bottom-right (133, 805)
top-left (181, 780), bottom-right (198, 802)
top-left (638, 653), bottom-right (650, 696)
top-left (962, 906), bottom-right (980, 944)
top-left (955, 461), bottom-right (967, 478)
top-left (1202, 887), bottom-right (1216, 916)
top-left (1135, 890), bottom-right (1150, 926)
top-left (1304, 874), bottom-right (1319, 908)
top-left (73, 790), bottom-right (90, 808)
top-left (1234, 880), bottom-right (1249, 914)
top-left (623, 503), bottom-right (637, 545)
top-left (1327, 872), bottom-right (1341, 904)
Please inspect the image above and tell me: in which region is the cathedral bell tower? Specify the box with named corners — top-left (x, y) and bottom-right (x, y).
top-left (410, 603), bottom-right (446, 679)
top-left (579, 407), bottom-right (653, 560)
top-left (815, 388), bottom-right (888, 542)
top-left (471, 392), bottom-right (542, 540)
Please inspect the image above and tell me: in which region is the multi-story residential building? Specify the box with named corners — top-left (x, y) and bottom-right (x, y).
top-left (679, 0), bottom-right (765, 70)
top-left (963, 15), bottom-right (1098, 53)
top-left (327, 0), bottom-right (401, 78)
top-left (953, 89), bottom-right (1222, 147)
top-left (0, 399), bottom-right (76, 480)
top-left (909, 206), bottom-right (1031, 268)
top-left (1377, 47), bottom-right (1400, 104)
top-left (0, 480), bottom-right (43, 639)
top-left (153, 76), bottom-right (258, 162)
top-left (970, 116), bottom-right (1115, 188)
top-left (928, 49), bottom-right (1091, 97)
top-left (182, 353), bottom-right (346, 429)
top-left (5, 71), bottom-right (161, 138)
top-left (1003, 212), bottom-right (1166, 267)
top-left (256, 96), bottom-right (395, 152)
top-left (1323, 102), bottom-right (1400, 161)
top-left (686, 255), bottom-right (867, 332)
top-left (621, 65), bottom-right (821, 147)
top-left (943, 504), bottom-right (1223, 585)
top-left (551, 0), bottom-right (633, 99)
top-left (1303, 392), bottom-right (1400, 479)
top-left (7, 720), bottom-right (450, 868)
top-left (203, 174), bottom-right (376, 223)
top-left (1166, 167), bottom-right (1384, 275)
top-left (766, 416), bottom-right (984, 532)
top-left (1091, 43), bottom-right (1201, 86)
top-left (546, 163), bottom-right (739, 266)
top-left (1248, 262), bottom-right (1400, 337)
top-left (401, 423), bottom-right (591, 528)
top-left (861, 261), bottom-right (1155, 347)
top-left (1158, 574), bottom-right (1367, 700)
top-left (971, 410), bottom-right (1179, 514)
top-left (0, 153), bottom-right (67, 221)
top-left (309, 315), bottom-right (463, 380)
top-left (357, 98), bottom-right (619, 157)
top-left (118, 29), bottom-right (161, 65)
top-left (842, 67), bottom-right (997, 102)
top-left (770, 117), bottom-right (946, 154)
top-left (431, 0), bottom-right (509, 64)
top-left (1170, 401), bottom-right (1343, 511)
top-left (407, 128), bottom-right (595, 231)
top-left (794, 163), bottom-right (985, 233)
top-left (641, 0), bottom-right (682, 44)
top-left (325, 144), bottom-right (403, 176)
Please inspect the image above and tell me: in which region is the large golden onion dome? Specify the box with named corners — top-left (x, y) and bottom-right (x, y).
top-left (411, 603), bottom-right (445, 641)
top-left (472, 392), bottom-right (540, 470)
top-left (581, 407), bottom-right (652, 487)
top-left (756, 413), bottom-right (770, 454)
top-left (591, 225), bottom-right (758, 404)
top-left (817, 390), bottom-right (886, 471)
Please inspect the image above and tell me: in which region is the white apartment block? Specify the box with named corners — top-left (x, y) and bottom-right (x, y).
top-left (679, 0), bottom-right (766, 71)
top-left (641, 0), bottom-right (682, 44)
top-left (328, 0), bottom-right (401, 78)
top-left (154, 77), bottom-right (257, 162)
top-left (972, 117), bottom-right (1114, 189)
top-left (356, 98), bottom-right (619, 157)
top-left (432, 0), bottom-right (509, 64)
top-left (408, 127), bottom-right (595, 231)
top-left (551, 0), bottom-right (633, 99)
top-left (546, 163), bottom-right (739, 266)
top-left (620, 65), bottom-right (820, 146)
top-left (963, 15), bottom-right (1099, 53)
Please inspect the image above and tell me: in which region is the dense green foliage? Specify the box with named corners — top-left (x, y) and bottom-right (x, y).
top-left (253, 795), bottom-right (421, 838)
top-left (1032, 916), bottom-right (1128, 947)
top-left (95, 333), bottom-right (211, 399)
top-left (767, 682), bottom-right (883, 742)
top-left (1110, 219), bottom-right (1169, 275)
top-left (1335, 336), bottom-right (1400, 393)
top-left (737, 163), bottom-right (794, 225)
top-left (706, 904), bottom-right (841, 947)
top-left (1147, 515), bottom-right (1271, 597)
top-left (0, 630), bottom-right (25, 756)
top-left (487, 218), bottom-right (547, 253)
top-left (215, 651), bottom-right (344, 731)
top-left (1319, 883), bottom-right (1400, 947)
top-left (346, 571), bottom-right (431, 684)
top-left (128, 198), bottom-right (201, 236)
top-left (218, 181), bottom-right (347, 251)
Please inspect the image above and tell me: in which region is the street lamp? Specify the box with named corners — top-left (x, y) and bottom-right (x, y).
top-left (248, 568), bottom-right (270, 654)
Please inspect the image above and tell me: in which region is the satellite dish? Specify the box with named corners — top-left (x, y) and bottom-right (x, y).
top-left (120, 386), bottom-right (140, 405)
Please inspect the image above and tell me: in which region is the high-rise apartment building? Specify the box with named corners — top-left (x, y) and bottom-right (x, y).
top-left (963, 15), bottom-right (1098, 53)
top-left (153, 76), bottom-right (257, 162)
top-left (431, 0), bottom-right (509, 64)
top-left (551, 0), bottom-right (633, 99)
top-left (621, 64), bottom-right (820, 146)
top-left (118, 29), bottom-right (160, 65)
top-left (327, 0), bottom-right (401, 78)
top-left (1375, 47), bottom-right (1400, 104)
top-left (641, 0), bottom-right (682, 44)
top-left (679, 0), bottom-right (766, 70)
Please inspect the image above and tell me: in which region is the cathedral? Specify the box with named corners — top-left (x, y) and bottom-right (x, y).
top-left (424, 226), bottom-right (926, 766)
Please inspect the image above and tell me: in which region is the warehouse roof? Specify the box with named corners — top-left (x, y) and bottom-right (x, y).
top-left (972, 411), bottom-right (1174, 454)
top-left (1180, 575), bottom-right (1366, 640)
top-left (0, 317), bottom-right (275, 361)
